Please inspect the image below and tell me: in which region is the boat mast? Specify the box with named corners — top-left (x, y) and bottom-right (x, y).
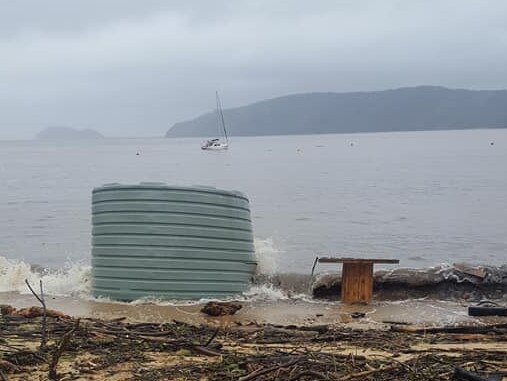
top-left (216, 91), bottom-right (229, 143)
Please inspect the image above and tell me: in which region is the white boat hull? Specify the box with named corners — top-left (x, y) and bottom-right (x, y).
top-left (201, 141), bottom-right (229, 150)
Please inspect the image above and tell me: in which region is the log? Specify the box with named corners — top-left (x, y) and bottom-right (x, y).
top-left (49, 320), bottom-right (79, 380)
top-left (452, 367), bottom-right (490, 381)
top-left (468, 306), bottom-right (507, 317)
top-left (390, 323), bottom-right (507, 334)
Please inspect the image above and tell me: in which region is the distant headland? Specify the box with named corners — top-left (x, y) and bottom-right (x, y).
top-left (165, 86), bottom-right (507, 138)
top-left (36, 126), bottom-right (104, 140)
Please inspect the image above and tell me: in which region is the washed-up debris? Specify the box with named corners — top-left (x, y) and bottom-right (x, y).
top-left (313, 264), bottom-right (507, 300)
top-left (452, 367), bottom-right (501, 381)
top-left (453, 263), bottom-right (487, 279)
top-left (0, 310), bottom-right (506, 380)
top-left (468, 300), bottom-right (507, 316)
top-left (0, 305), bottom-right (69, 319)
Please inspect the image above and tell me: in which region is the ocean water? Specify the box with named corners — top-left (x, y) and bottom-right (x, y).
top-left (0, 129), bottom-right (506, 300)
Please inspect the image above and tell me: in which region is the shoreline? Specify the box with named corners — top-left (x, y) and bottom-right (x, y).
top-left (2, 267), bottom-right (506, 380)
top-left (1, 290), bottom-right (505, 328)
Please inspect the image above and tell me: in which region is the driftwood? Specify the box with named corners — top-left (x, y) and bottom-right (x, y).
top-left (0, 361), bottom-right (19, 373)
top-left (453, 367), bottom-right (490, 381)
top-left (24, 279), bottom-right (48, 352)
top-left (453, 263), bottom-right (487, 279)
top-left (48, 320), bottom-right (80, 380)
top-left (191, 345), bottom-right (222, 357)
top-left (468, 306), bottom-right (507, 316)
top-left (338, 364), bottom-right (399, 380)
top-left (204, 327), bottom-right (219, 346)
top-left (0, 312), bottom-right (505, 380)
top-left (238, 356), bottom-right (303, 381)
top-left (390, 323), bottom-right (507, 334)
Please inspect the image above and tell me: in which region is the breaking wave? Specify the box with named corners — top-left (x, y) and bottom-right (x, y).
top-left (253, 238), bottom-right (280, 276)
top-left (0, 237), bottom-right (281, 299)
top-left (1, 249), bottom-right (505, 305)
top-left (0, 256), bottom-right (91, 297)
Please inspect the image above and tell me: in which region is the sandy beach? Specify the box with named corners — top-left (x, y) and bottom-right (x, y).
top-left (1, 297), bottom-right (506, 381)
top-left (1, 286), bottom-right (506, 380)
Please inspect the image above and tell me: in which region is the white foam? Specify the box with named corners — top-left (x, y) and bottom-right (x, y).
top-left (242, 283), bottom-right (290, 301)
top-left (121, 284), bottom-right (293, 306)
top-left (254, 237), bottom-right (280, 275)
top-left (0, 256), bottom-right (91, 297)
top-left (115, 283), bottom-right (294, 306)
top-left (129, 297), bottom-right (203, 307)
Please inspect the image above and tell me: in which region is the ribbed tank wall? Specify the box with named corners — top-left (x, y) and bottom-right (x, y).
top-left (91, 183), bottom-right (257, 301)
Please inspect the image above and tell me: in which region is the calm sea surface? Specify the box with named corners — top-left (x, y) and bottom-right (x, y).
top-left (0, 129), bottom-right (506, 273)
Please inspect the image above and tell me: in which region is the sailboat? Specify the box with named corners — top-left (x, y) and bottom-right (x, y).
top-left (201, 92), bottom-right (229, 150)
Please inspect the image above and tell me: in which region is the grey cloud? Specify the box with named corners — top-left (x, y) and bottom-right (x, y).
top-left (1, 0), bottom-right (507, 139)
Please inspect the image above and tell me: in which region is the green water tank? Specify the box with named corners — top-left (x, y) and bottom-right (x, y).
top-left (91, 183), bottom-right (257, 300)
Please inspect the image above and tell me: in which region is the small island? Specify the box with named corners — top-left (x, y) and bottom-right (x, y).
top-left (36, 126), bottom-right (104, 140)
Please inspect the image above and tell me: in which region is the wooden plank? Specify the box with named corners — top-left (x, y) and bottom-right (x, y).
top-left (341, 262), bottom-right (373, 304)
top-left (453, 263), bottom-right (487, 279)
top-left (318, 257), bottom-right (399, 264)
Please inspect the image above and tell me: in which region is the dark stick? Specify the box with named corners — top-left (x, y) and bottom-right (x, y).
top-left (24, 279), bottom-right (43, 304)
top-left (0, 369), bottom-right (8, 381)
top-left (39, 280), bottom-right (47, 353)
top-left (24, 279), bottom-right (47, 352)
top-left (238, 357), bottom-right (303, 381)
top-left (205, 328), bottom-right (219, 347)
top-left (453, 367), bottom-right (490, 381)
top-left (48, 319), bottom-right (80, 380)
top-left (289, 370), bottom-right (328, 380)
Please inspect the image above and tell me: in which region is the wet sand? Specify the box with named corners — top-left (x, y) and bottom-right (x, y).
top-left (1, 291), bottom-right (505, 328)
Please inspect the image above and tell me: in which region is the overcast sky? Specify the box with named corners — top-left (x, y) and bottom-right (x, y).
top-left (1, 0), bottom-right (506, 139)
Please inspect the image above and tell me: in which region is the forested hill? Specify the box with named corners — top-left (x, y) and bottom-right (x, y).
top-left (165, 86), bottom-right (507, 138)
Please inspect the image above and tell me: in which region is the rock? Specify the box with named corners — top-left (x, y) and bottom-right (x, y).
top-left (200, 301), bottom-right (242, 316)
top-left (36, 126), bottom-right (104, 140)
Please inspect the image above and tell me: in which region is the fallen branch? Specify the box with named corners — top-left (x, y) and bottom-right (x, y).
top-left (289, 369), bottom-right (329, 380)
top-left (390, 323), bottom-right (507, 334)
top-left (338, 363), bottom-right (398, 380)
top-left (0, 369), bottom-right (8, 381)
top-left (238, 356), bottom-right (303, 381)
top-left (24, 279), bottom-right (48, 353)
top-left (452, 367), bottom-right (490, 381)
top-left (192, 345), bottom-right (223, 357)
top-left (48, 319), bottom-right (80, 380)
top-left (205, 328), bottom-right (219, 347)
top-left (0, 360), bottom-right (19, 373)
